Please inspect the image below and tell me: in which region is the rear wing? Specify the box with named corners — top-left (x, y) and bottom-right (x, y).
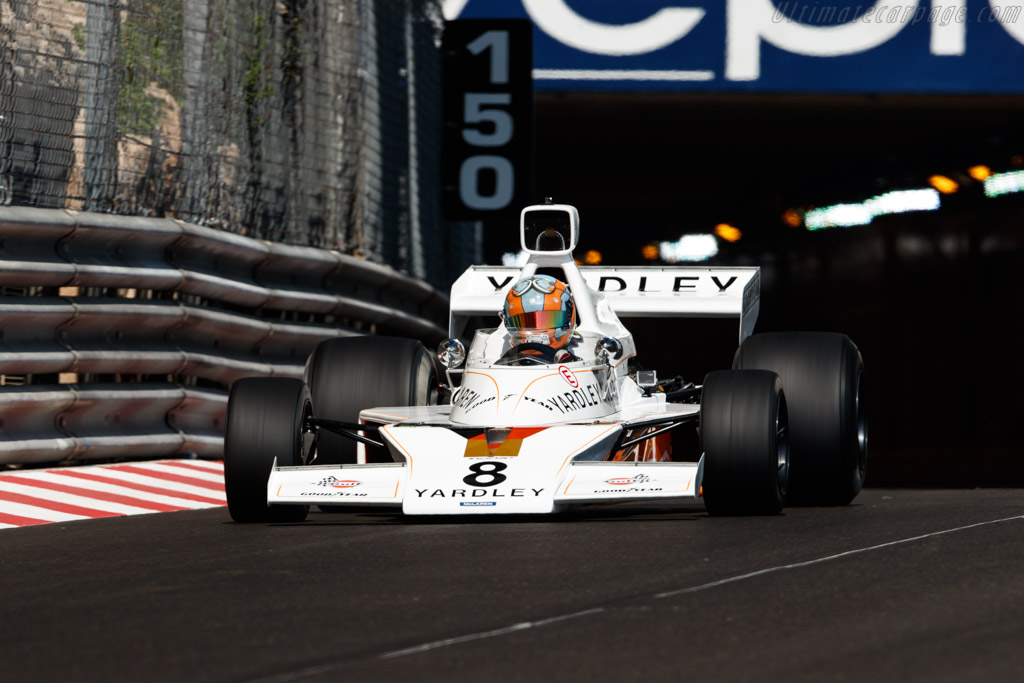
top-left (449, 265), bottom-right (760, 343)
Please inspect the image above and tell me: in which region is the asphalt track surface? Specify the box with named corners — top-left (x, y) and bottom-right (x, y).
top-left (3, 488), bottom-right (1023, 683)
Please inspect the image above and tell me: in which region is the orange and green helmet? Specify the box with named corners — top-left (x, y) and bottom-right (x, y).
top-left (501, 274), bottom-right (576, 349)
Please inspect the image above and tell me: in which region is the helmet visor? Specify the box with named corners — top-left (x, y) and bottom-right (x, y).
top-left (507, 309), bottom-right (572, 331)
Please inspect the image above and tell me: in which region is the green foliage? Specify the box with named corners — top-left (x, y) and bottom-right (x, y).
top-left (243, 10), bottom-right (276, 129)
top-left (71, 23), bottom-right (85, 52)
top-left (117, 0), bottom-right (185, 136)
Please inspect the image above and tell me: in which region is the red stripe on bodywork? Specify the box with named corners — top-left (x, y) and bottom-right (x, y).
top-left (509, 427), bottom-right (547, 439)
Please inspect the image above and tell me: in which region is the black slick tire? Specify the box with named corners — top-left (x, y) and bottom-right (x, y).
top-left (701, 369), bottom-right (789, 516)
top-left (733, 332), bottom-right (867, 505)
top-left (224, 377), bottom-right (311, 523)
top-left (305, 336), bottom-right (436, 465)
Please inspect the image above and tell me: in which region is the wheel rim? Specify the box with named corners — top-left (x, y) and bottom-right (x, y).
top-left (855, 370), bottom-right (867, 474)
top-left (776, 393), bottom-right (790, 497)
top-left (299, 398), bottom-right (315, 465)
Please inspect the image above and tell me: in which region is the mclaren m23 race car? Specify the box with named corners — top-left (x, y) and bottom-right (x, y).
top-left (224, 202), bottom-right (867, 521)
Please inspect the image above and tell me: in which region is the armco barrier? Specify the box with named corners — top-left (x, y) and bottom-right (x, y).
top-left (0, 207), bottom-right (448, 466)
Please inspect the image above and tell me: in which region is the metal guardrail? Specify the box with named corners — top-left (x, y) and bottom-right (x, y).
top-left (0, 207), bottom-right (448, 466)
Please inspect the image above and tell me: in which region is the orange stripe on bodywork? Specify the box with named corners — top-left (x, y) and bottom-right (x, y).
top-left (562, 474), bottom-right (577, 495)
top-left (464, 371), bottom-right (502, 410)
top-left (381, 426), bottom-right (414, 475)
top-left (512, 372), bottom-right (558, 411)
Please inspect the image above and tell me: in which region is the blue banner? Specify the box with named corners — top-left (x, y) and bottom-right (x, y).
top-left (443, 0), bottom-right (1024, 92)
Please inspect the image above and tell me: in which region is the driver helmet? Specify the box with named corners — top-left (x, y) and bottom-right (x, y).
top-left (501, 274), bottom-right (576, 349)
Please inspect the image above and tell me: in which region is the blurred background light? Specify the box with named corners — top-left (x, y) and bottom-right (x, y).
top-left (805, 189), bottom-right (940, 230)
top-left (501, 250), bottom-right (529, 266)
top-left (713, 223), bottom-right (742, 242)
top-left (659, 234), bottom-right (719, 262)
top-left (641, 244), bottom-right (660, 261)
top-left (805, 203), bottom-right (873, 229)
top-left (928, 175), bottom-right (959, 194)
top-left (983, 170), bottom-right (1024, 197)
top-left (867, 189), bottom-right (941, 216)
top-left (968, 165), bottom-right (992, 181)
top-left (782, 209), bottom-right (802, 227)
top-left (582, 249), bottom-right (602, 265)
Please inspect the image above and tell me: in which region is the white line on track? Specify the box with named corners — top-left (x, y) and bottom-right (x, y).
top-left (242, 514), bottom-right (1024, 681)
top-left (380, 607), bottom-right (606, 659)
top-left (653, 514), bottom-right (1024, 598)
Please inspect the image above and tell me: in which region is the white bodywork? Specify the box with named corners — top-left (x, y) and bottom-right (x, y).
top-left (267, 203), bottom-right (760, 515)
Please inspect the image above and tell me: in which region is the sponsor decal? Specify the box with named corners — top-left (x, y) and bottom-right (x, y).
top-left (559, 365), bottom-right (579, 388)
top-left (522, 395), bottom-right (555, 412)
top-left (453, 387), bottom-right (496, 413)
top-left (488, 275), bottom-right (514, 291)
top-left (605, 474), bottom-right (652, 486)
top-left (298, 491), bottom-right (369, 497)
top-left (451, 2), bottom-right (1024, 95)
top-left (594, 274), bottom-right (741, 293)
top-left (464, 396), bottom-right (496, 413)
top-left (460, 501), bottom-right (498, 507)
top-left (316, 476), bottom-right (362, 489)
top-left (592, 487), bottom-right (664, 494)
top-left (414, 487), bottom-right (545, 498)
top-left (542, 383), bottom-right (604, 414)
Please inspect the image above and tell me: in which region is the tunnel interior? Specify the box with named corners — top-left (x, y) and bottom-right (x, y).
top-left (480, 93), bottom-right (1024, 484)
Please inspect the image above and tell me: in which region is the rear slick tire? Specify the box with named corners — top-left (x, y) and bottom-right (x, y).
top-left (224, 377), bottom-right (311, 523)
top-left (701, 369), bottom-right (789, 516)
top-left (733, 332), bottom-right (867, 506)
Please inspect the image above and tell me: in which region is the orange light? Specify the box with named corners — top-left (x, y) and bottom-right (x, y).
top-left (583, 249), bottom-right (602, 265)
top-left (928, 175), bottom-right (959, 194)
top-left (968, 165), bottom-right (991, 181)
top-left (714, 223), bottom-right (742, 243)
top-left (641, 244), bottom-right (659, 261)
top-left (1013, 155), bottom-right (1024, 166)
top-left (782, 209), bottom-right (802, 227)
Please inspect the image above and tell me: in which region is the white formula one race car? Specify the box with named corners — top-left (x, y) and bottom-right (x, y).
top-left (224, 202), bottom-right (867, 521)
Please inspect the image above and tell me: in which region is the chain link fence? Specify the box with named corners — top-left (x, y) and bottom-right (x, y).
top-left (0, 0), bottom-right (478, 288)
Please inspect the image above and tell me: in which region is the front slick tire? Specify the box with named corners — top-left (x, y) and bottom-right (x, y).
top-left (224, 377), bottom-right (310, 523)
top-left (733, 332), bottom-right (866, 506)
top-left (701, 370), bottom-right (789, 516)
top-left (306, 336), bottom-right (436, 464)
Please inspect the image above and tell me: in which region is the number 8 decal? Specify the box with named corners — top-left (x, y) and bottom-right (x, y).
top-left (464, 461), bottom-right (508, 487)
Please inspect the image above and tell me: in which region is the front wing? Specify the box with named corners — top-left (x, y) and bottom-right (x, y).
top-left (267, 422), bottom-right (702, 515)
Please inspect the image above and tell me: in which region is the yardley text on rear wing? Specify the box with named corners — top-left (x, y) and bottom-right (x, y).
top-left (449, 265), bottom-right (761, 343)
